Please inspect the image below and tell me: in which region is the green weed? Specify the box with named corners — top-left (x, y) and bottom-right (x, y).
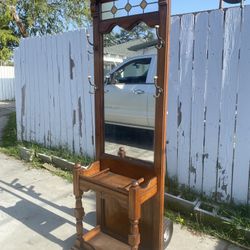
top-left (0, 112), bottom-right (92, 182)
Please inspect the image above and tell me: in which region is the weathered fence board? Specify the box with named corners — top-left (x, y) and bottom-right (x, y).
top-left (29, 39), bottom-right (36, 142)
top-left (203, 10), bottom-right (224, 197)
top-left (50, 35), bottom-right (61, 148)
top-left (0, 66), bottom-right (15, 101)
top-left (177, 14), bottom-right (194, 187)
top-left (56, 33), bottom-right (67, 148)
top-left (15, 6), bottom-right (250, 204)
top-left (166, 15), bottom-right (180, 179)
top-left (232, 6), bottom-right (250, 203)
top-left (82, 29), bottom-right (96, 157)
top-left (20, 39), bottom-right (27, 141)
top-left (14, 50), bottom-right (21, 138)
top-left (26, 38), bottom-right (32, 142)
top-left (217, 8), bottom-right (241, 202)
top-left (189, 12), bottom-right (208, 191)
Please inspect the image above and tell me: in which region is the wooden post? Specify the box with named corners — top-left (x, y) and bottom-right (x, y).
top-left (128, 181), bottom-right (141, 250)
top-left (118, 147), bottom-right (126, 158)
top-left (152, 1), bottom-right (171, 249)
top-left (72, 163), bottom-right (85, 250)
top-left (219, 0), bottom-right (223, 9)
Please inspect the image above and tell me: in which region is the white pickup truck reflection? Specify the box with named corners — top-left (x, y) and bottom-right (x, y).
top-left (105, 54), bottom-right (157, 130)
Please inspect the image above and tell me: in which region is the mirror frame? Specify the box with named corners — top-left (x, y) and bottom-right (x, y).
top-left (91, 0), bottom-right (170, 164)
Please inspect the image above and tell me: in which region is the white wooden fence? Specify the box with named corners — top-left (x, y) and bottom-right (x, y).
top-left (15, 6), bottom-right (250, 204)
top-left (0, 66), bottom-right (15, 101)
top-left (14, 30), bottom-right (95, 157)
top-left (167, 6), bottom-right (250, 204)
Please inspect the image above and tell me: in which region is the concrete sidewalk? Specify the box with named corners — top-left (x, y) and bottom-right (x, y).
top-left (0, 153), bottom-right (246, 250)
top-left (0, 153), bottom-right (96, 250)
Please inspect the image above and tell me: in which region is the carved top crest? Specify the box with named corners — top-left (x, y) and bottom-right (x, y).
top-left (90, 0), bottom-right (168, 33)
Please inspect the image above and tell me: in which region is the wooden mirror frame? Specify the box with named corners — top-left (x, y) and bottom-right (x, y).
top-left (90, 0), bottom-right (171, 249)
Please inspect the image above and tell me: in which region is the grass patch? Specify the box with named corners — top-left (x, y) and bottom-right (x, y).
top-left (0, 112), bottom-right (19, 157)
top-left (22, 141), bottom-right (92, 166)
top-left (165, 177), bottom-right (250, 248)
top-left (199, 202), bottom-right (214, 213)
top-left (165, 208), bottom-right (250, 249)
top-left (0, 112), bottom-right (93, 182)
top-left (219, 203), bottom-right (250, 229)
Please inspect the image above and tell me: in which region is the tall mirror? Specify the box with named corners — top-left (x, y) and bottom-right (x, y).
top-left (103, 23), bottom-right (157, 162)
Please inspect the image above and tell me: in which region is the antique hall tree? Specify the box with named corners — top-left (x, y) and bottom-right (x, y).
top-left (72, 0), bottom-right (172, 249)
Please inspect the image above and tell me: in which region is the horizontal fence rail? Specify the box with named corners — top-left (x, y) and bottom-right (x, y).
top-left (0, 66), bottom-right (15, 101)
top-left (15, 6), bottom-right (250, 204)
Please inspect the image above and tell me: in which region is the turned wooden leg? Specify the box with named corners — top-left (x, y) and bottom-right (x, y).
top-left (73, 191), bottom-right (85, 249)
top-left (128, 181), bottom-right (141, 250)
top-left (129, 219), bottom-right (140, 250)
top-left (72, 163), bottom-right (85, 250)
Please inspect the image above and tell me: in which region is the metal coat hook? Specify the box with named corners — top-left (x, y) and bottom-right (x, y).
top-left (86, 32), bottom-right (94, 47)
top-left (153, 76), bottom-right (163, 98)
top-left (155, 25), bottom-right (165, 50)
top-left (88, 75), bottom-right (98, 94)
top-left (219, 0), bottom-right (244, 9)
top-left (104, 76), bottom-right (110, 94)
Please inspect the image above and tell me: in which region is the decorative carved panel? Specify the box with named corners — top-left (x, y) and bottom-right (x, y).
top-left (101, 0), bottom-right (159, 20)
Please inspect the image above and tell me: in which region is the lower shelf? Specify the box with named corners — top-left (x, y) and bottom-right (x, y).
top-left (83, 226), bottom-right (130, 250)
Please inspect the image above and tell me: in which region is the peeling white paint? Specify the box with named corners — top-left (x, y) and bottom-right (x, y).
top-left (14, 30), bottom-right (95, 158)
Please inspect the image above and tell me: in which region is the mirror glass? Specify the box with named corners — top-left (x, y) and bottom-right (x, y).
top-left (103, 23), bottom-right (157, 162)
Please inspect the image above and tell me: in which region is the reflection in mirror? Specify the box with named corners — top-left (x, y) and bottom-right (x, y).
top-left (104, 23), bottom-right (157, 162)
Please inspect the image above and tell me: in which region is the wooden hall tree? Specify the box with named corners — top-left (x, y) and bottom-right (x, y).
top-left (72, 0), bottom-right (171, 249)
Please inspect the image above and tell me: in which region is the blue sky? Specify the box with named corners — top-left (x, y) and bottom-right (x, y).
top-left (172, 0), bottom-right (250, 15)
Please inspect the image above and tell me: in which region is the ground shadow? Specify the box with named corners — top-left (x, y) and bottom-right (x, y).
top-left (83, 211), bottom-right (96, 227)
top-left (7, 178), bottom-right (75, 217)
top-left (0, 178), bottom-right (96, 250)
top-left (0, 185), bottom-right (74, 249)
